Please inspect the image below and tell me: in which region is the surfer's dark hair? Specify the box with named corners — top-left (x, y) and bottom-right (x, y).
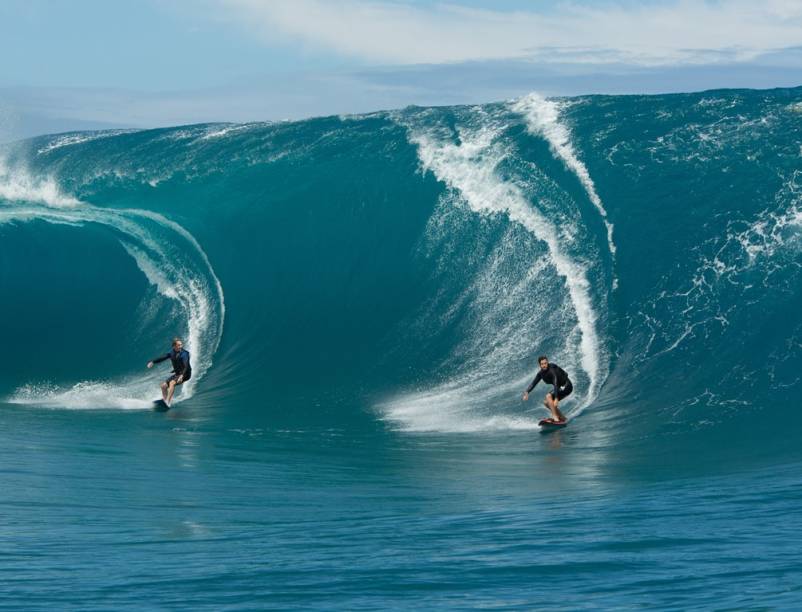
top-left (538, 355), bottom-right (548, 363)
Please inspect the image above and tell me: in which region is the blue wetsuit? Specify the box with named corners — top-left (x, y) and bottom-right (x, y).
top-left (152, 349), bottom-right (192, 383)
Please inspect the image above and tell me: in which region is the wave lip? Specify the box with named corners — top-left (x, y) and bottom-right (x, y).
top-left (36, 130), bottom-right (138, 156)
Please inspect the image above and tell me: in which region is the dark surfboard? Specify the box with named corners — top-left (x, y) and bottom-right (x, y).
top-left (153, 399), bottom-right (170, 412)
top-left (538, 418), bottom-right (567, 431)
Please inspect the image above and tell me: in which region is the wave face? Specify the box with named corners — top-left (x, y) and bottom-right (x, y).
top-left (1, 88), bottom-right (801, 455)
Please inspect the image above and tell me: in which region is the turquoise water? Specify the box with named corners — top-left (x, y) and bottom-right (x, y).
top-left (1, 87), bottom-right (801, 609)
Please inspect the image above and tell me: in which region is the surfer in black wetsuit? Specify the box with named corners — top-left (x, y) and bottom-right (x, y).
top-left (522, 356), bottom-right (572, 423)
top-left (147, 337), bottom-right (192, 407)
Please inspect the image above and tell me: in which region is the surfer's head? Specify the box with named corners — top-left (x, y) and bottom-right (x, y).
top-left (538, 356), bottom-right (549, 370)
top-left (172, 337), bottom-right (184, 350)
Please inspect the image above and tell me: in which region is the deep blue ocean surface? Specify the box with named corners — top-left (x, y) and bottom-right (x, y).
top-left (1, 87), bottom-right (801, 609)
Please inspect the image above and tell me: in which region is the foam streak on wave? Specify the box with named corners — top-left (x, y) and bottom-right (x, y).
top-left (512, 94), bottom-right (617, 267)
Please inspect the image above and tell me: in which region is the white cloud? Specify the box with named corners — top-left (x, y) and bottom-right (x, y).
top-left (219, 0), bottom-right (802, 66)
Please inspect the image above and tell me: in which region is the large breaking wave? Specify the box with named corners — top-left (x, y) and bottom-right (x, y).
top-left (1, 87), bottom-right (800, 452)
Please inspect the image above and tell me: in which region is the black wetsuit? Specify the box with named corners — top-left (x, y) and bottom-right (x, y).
top-left (527, 363), bottom-right (572, 400)
top-left (152, 349), bottom-right (192, 383)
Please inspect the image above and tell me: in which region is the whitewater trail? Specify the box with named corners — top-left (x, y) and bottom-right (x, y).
top-left (511, 94), bottom-right (617, 278)
top-left (382, 106), bottom-right (609, 431)
top-left (0, 163), bottom-right (225, 409)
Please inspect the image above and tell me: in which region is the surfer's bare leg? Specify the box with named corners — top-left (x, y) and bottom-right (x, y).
top-left (544, 394), bottom-right (566, 422)
top-left (554, 399), bottom-right (566, 422)
top-left (166, 380), bottom-right (177, 406)
top-left (160, 381), bottom-right (169, 402)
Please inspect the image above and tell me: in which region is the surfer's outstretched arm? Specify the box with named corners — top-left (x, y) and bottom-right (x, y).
top-left (147, 353), bottom-right (170, 368)
top-left (523, 372), bottom-right (542, 400)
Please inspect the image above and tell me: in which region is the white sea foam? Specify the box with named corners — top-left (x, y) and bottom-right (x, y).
top-left (734, 198), bottom-right (802, 263)
top-left (382, 109), bottom-right (606, 431)
top-left (199, 124), bottom-right (256, 140)
top-left (0, 162), bottom-right (225, 409)
top-left (10, 382), bottom-right (154, 410)
top-left (511, 94), bottom-right (617, 265)
top-left (636, 173), bottom-right (802, 360)
top-left (36, 130), bottom-right (136, 155)
top-left (0, 159), bottom-right (79, 207)
top-left (382, 392), bottom-right (542, 433)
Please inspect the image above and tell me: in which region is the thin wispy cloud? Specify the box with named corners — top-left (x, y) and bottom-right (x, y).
top-left (221, 0), bottom-right (802, 66)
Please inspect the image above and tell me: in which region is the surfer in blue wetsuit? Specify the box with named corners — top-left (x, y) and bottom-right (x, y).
top-left (147, 337), bottom-right (192, 407)
top-left (522, 356), bottom-right (572, 423)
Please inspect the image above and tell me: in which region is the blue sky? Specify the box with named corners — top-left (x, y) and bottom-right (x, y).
top-left (1, 0), bottom-right (801, 140)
